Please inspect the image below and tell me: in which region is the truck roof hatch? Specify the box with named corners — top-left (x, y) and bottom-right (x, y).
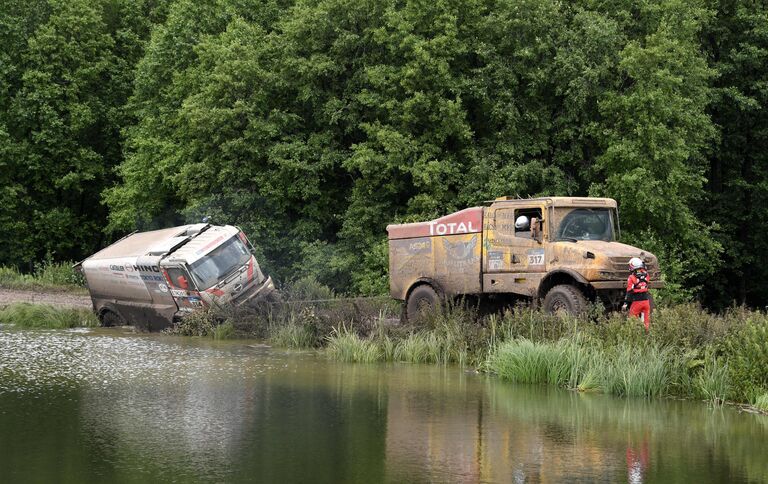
top-left (147, 236), bottom-right (190, 256)
top-left (181, 223), bottom-right (210, 237)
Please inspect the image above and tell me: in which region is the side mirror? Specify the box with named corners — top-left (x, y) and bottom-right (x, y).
top-left (176, 275), bottom-right (189, 290)
top-left (531, 218), bottom-right (543, 244)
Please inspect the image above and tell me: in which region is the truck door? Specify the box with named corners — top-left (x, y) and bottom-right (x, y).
top-left (131, 255), bottom-right (178, 330)
top-left (483, 205), bottom-right (546, 294)
top-left (165, 266), bottom-right (204, 312)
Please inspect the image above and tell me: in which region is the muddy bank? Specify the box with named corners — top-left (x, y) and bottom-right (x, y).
top-left (0, 288), bottom-right (91, 309)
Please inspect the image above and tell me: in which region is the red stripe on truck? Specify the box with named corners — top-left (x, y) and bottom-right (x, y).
top-left (386, 207), bottom-right (483, 240)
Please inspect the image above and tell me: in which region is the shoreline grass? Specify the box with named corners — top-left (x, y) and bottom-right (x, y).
top-left (4, 282), bottom-right (767, 413)
top-left (0, 302), bottom-right (98, 329)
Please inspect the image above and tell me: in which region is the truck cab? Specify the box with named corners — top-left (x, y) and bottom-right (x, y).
top-left (387, 197), bottom-right (662, 321)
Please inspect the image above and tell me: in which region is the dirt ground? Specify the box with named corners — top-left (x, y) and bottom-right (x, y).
top-left (0, 288), bottom-right (92, 309)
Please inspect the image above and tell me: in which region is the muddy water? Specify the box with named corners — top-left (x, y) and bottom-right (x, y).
top-left (0, 327), bottom-right (766, 483)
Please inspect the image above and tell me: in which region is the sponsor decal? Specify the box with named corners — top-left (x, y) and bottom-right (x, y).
top-left (140, 274), bottom-right (164, 282)
top-left (429, 221), bottom-right (479, 236)
top-left (109, 264), bottom-right (125, 272)
top-left (443, 235), bottom-right (477, 260)
top-left (158, 283), bottom-right (168, 293)
top-left (171, 289), bottom-right (187, 298)
top-left (196, 235), bottom-right (226, 255)
top-left (387, 207), bottom-right (483, 240)
top-left (407, 239), bottom-right (432, 254)
top-left (442, 235), bottom-right (480, 270)
top-left (488, 251), bottom-right (504, 271)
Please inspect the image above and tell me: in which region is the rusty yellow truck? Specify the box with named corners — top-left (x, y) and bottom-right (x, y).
top-left (387, 197), bottom-right (662, 321)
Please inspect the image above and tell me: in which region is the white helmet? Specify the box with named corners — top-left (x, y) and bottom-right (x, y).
top-left (515, 215), bottom-right (530, 230)
top-left (628, 257), bottom-right (645, 271)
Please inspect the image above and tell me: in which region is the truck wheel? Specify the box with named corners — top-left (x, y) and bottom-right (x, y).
top-left (543, 284), bottom-right (588, 315)
top-left (406, 284), bottom-right (439, 323)
top-left (100, 310), bottom-right (124, 327)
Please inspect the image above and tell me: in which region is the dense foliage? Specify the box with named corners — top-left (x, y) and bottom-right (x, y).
top-left (1, 0), bottom-right (767, 306)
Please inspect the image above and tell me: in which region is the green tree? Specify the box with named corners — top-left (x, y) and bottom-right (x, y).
top-left (591, 0), bottom-right (721, 300)
top-left (699, 0), bottom-right (768, 307)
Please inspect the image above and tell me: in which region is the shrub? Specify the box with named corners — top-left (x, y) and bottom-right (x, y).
top-left (754, 393), bottom-right (768, 413)
top-left (722, 315), bottom-right (768, 401)
top-left (283, 276), bottom-right (335, 301)
top-left (165, 308), bottom-right (219, 337)
top-left (34, 260), bottom-right (85, 287)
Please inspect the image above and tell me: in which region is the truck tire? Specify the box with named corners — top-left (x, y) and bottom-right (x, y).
top-left (543, 284), bottom-right (588, 316)
top-left (100, 310), bottom-right (124, 327)
top-left (406, 284), bottom-right (439, 323)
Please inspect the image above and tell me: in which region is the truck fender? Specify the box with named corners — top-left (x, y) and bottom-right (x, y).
top-left (538, 269), bottom-right (590, 299)
top-left (406, 278), bottom-right (445, 300)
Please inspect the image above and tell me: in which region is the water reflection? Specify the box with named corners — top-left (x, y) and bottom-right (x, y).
top-left (0, 328), bottom-right (766, 483)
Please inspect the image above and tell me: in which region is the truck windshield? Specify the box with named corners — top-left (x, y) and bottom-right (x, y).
top-left (189, 236), bottom-right (250, 289)
top-left (556, 208), bottom-right (616, 242)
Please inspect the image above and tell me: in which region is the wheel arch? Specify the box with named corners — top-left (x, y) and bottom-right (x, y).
top-left (96, 303), bottom-right (123, 323)
top-left (537, 270), bottom-right (592, 300)
top-left (405, 278), bottom-right (445, 301)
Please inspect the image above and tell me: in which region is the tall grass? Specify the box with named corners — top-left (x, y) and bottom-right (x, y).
top-left (599, 344), bottom-right (677, 398)
top-left (212, 321), bottom-right (235, 340)
top-left (0, 262), bottom-right (86, 292)
top-left (695, 356), bottom-right (730, 405)
top-left (325, 326), bottom-right (380, 363)
top-left (489, 337), bottom-right (681, 398)
top-left (0, 302), bottom-right (98, 329)
top-left (269, 323), bottom-right (316, 349)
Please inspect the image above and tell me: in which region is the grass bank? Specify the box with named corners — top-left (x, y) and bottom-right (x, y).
top-left (0, 262), bottom-right (87, 293)
top-left (0, 302), bottom-right (98, 329)
top-left (161, 277), bottom-right (768, 409)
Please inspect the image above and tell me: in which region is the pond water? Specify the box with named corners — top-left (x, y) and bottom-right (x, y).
top-left (0, 327), bottom-right (766, 483)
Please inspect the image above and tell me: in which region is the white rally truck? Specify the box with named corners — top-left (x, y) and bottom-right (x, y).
top-left (76, 224), bottom-right (275, 330)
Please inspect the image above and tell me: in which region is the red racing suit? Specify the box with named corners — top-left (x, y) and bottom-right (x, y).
top-left (625, 269), bottom-right (651, 330)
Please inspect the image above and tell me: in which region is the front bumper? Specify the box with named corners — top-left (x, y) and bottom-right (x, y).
top-left (233, 276), bottom-right (276, 306)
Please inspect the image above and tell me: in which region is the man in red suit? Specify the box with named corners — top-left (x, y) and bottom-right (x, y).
top-left (622, 257), bottom-right (651, 331)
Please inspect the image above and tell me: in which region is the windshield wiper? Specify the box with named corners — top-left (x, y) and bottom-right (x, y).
top-left (556, 237), bottom-right (579, 243)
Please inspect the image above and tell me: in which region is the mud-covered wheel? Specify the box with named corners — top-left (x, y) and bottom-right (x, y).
top-left (100, 310), bottom-right (124, 327)
top-left (406, 284), bottom-right (439, 323)
top-left (543, 284), bottom-right (588, 315)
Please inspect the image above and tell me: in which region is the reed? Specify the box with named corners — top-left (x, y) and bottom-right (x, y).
top-left (599, 344), bottom-right (676, 398)
top-left (212, 321), bottom-right (235, 340)
top-left (0, 302), bottom-right (98, 329)
top-left (325, 326), bottom-right (380, 363)
top-left (695, 356), bottom-right (730, 405)
top-left (269, 323), bottom-right (316, 349)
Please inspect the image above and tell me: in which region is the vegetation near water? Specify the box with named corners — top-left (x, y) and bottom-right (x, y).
top-left (0, 303), bottom-right (98, 329)
top-left (160, 278), bottom-right (768, 409)
top-left (2, 271), bottom-right (765, 409)
top-left (0, 262), bottom-right (86, 293)
top-left (2, 0), bottom-right (768, 311)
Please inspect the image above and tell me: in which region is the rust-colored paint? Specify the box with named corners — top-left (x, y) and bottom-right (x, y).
top-left (388, 197), bottom-right (663, 303)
